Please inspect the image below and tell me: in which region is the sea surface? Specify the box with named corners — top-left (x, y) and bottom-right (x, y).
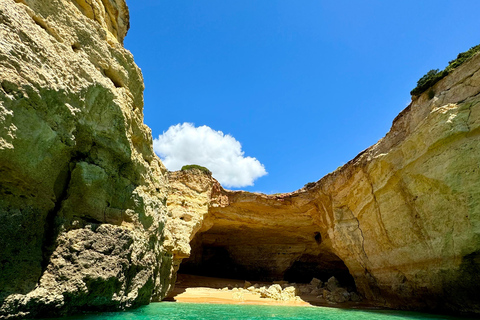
top-left (42, 302), bottom-right (477, 320)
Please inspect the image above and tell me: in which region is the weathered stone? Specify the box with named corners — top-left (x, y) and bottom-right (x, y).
top-left (322, 289), bottom-right (330, 299)
top-left (175, 181), bottom-right (335, 281)
top-left (258, 284), bottom-right (298, 301)
top-left (310, 277), bottom-right (322, 288)
top-left (325, 277), bottom-right (340, 292)
top-left (296, 284), bottom-right (312, 295)
top-left (350, 292), bottom-right (362, 302)
top-left (259, 284), bottom-right (282, 300)
top-left (281, 286), bottom-right (297, 301)
top-left (327, 288), bottom-right (350, 303)
top-left (164, 170), bottom-right (218, 259)
top-left (0, 0), bottom-right (171, 318)
top-left (310, 288), bottom-right (321, 296)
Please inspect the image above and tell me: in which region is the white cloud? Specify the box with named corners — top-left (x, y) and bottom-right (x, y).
top-left (153, 123), bottom-right (267, 188)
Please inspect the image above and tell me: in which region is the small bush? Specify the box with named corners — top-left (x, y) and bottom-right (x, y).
top-left (410, 69), bottom-right (447, 96)
top-left (410, 44), bottom-right (480, 97)
top-left (304, 182), bottom-right (316, 189)
top-left (181, 164), bottom-right (212, 175)
top-left (447, 44), bottom-right (480, 69)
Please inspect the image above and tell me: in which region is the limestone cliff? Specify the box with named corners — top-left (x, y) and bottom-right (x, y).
top-left (1, 0), bottom-right (479, 316)
top-left (318, 52), bottom-right (480, 313)
top-left (162, 169), bottom-right (222, 293)
top-left (0, 0), bottom-right (172, 318)
top-left (167, 52), bottom-right (480, 314)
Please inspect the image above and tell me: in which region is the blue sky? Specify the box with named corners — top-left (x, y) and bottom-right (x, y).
top-left (124, 1), bottom-right (480, 193)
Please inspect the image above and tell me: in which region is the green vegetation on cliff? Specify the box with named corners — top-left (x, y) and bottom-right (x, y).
top-left (411, 44), bottom-right (480, 97)
top-left (181, 164), bottom-right (212, 175)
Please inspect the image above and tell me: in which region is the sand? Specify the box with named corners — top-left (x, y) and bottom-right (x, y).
top-left (166, 274), bottom-right (376, 309)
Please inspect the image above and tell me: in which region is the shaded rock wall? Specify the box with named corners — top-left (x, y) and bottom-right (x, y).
top-left (0, 0), bottom-right (172, 318)
top-left (167, 52), bottom-right (480, 314)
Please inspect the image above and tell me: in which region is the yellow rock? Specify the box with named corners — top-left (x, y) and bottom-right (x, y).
top-left (0, 0), bottom-right (170, 317)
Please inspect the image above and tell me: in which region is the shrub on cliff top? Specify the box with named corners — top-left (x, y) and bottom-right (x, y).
top-left (410, 44), bottom-right (480, 97)
top-left (410, 69), bottom-right (446, 97)
top-left (181, 164), bottom-right (212, 175)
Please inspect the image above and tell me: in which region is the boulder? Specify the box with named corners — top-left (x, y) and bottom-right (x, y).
top-left (281, 286), bottom-right (298, 301)
top-left (310, 277), bottom-right (323, 288)
top-left (259, 284), bottom-right (283, 300)
top-left (325, 277), bottom-right (340, 291)
top-left (327, 288), bottom-right (351, 303)
top-left (350, 292), bottom-right (362, 302)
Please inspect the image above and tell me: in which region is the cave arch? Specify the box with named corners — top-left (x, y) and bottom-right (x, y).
top-left (167, 173), bottom-right (357, 290)
top-left (178, 225), bottom-right (356, 289)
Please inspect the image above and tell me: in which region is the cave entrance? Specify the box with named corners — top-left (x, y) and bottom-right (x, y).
top-left (177, 226), bottom-right (356, 289)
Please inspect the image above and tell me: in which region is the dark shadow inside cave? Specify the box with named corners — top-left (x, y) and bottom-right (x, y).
top-left (178, 245), bottom-right (254, 280)
top-left (178, 229), bottom-right (356, 289)
top-left (283, 254), bottom-right (356, 288)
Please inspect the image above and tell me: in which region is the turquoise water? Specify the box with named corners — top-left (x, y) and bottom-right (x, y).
top-left (48, 303), bottom-right (476, 320)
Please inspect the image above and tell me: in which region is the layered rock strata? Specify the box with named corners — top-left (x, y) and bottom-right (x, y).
top-left (0, 0), bottom-right (172, 318)
top-left (1, 0), bottom-right (479, 316)
top-left (168, 169), bottom-right (354, 285)
top-left (168, 52), bottom-right (480, 314)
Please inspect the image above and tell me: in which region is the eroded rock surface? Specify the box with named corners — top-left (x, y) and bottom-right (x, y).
top-left (0, 0), bottom-right (171, 318)
top-left (171, 171), bottom-right (354, 284)
top-left (161, 169), bottom-right (225, 293)
top-left (1, 0), bottom-right (480, 317)
top-left (167, 52), bottom-right (480, 314)
top-left (315, 53), bottom-right (480, 313)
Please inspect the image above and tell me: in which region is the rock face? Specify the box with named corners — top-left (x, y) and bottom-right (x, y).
top-left (319, 54), bottom-right (480, 313)
top-left (1, 0), bottom-right (480, 317)
top-left (162, 169), bottom-right (226, 293)
top-left (0, 0), bottom-right (172, 318)
top-left (167, 52), bottom-right (480, 314)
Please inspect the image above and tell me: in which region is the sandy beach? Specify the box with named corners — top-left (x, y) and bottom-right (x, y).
top-left (166, 274), bottom-right (376, 309)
